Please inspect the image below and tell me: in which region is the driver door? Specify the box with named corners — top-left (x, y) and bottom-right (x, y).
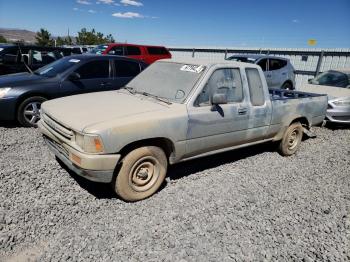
top-left (185, 68), bottom-right (250, 157)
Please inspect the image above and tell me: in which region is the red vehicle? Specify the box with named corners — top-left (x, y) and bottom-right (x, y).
top-left (90, 43), bottom-right (172, 64)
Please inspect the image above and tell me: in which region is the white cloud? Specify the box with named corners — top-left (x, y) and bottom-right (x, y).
top-left (292, 19), bottom-right (300, 23)
top-left (88, 9), bottom-right (96, 13)
top-left (112, 12), bottom-right (144, 18)
top-left (120, 0), bottom-right (143, 7)
top-left (73, 7), bottom-right (79, 11)
top-left (97, 0), bottom-right (115, 4)
top-left (77, 0), bottom-right (92, 5)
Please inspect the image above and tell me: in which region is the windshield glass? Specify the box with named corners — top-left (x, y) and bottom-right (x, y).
top-left (34, 57), bottom-right (81, 77)
top-left (227, 56), bottom-right (257, 64)
top-left (127, 62), bottom-right (206, 103)
top-left (311, 70), bottom-right (349, 88)
top-left (89, 44), bottom-right (108, 54)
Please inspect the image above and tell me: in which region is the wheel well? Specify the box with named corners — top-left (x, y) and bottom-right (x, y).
top-left (291, 117), bottom-right (310, 129)
top-left (119, 138), bottom-right (175, 160)
top-left (282, 80), bottom-right (294, 89)
top-left (15, 93), bottom-right (49, 115)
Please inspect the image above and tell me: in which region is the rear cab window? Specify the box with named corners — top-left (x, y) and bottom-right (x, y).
top-left (245, 68), bottom-right (265, 106)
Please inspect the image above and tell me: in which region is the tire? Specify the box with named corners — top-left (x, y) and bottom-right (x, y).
top-left (281, 82), bottom-right (293, 90)
top-left (113, 146), bottom-right (167, 202)
top-left (17, 96), bottom-right (47, 127)
top-left (278, 122), bottom-right (303, 156)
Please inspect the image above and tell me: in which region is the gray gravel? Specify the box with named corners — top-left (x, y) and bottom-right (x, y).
top-left (0, 125), bottom-right (349, 261)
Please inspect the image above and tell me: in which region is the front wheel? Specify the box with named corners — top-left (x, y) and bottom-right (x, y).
top-left (17, 96), bottom-right (47, 127)
top-left (113, 146), bottom-right (167, 202)
top-left (278, 122), bottom-right (303, 156)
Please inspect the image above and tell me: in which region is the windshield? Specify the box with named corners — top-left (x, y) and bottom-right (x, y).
top-left (34, 57), bottom-right (81, 77)
top-left (311, 70), bottom-right (349, 88)
top-left (89, 44), bottom-right (108, 54)
top-left (227, 56), bottom-right (257, 64)
top-left (127, 62), bottom-right (206, 103)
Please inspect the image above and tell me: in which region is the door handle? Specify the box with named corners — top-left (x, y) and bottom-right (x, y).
top-left (238, 108), bottom-right (248, 115)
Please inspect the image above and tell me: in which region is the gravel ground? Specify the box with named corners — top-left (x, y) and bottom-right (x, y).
top-left (0, 125), bottom-right (349, 261)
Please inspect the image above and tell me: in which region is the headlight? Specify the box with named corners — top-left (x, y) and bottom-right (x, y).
top-left (332, 99), bottom-right (350, 107)
top-left (0, 87), bottom-right (11, 98)
top-left (75, 133), bottom-right (104, 153)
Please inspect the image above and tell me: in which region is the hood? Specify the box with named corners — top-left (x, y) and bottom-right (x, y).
top-left (300, 84), bottom-right (350, 99)
top-left (41, 90), bottom-right (169, 132)
top-left (0, 72), bottom-right (46, 87)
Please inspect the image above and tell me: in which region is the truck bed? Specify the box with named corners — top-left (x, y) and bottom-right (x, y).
top-left (268, 88), bottom-right (328, 127)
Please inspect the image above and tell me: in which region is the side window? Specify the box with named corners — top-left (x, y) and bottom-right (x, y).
top-left (246, 68), bottom-right (265, 106)
top-left (108, 46), bottom-right (124, 56)
top-left (257, 58), bottom-right (268, 71)
top-left (76, 60), bottom-right (110, 79)
top-left (32, 50), bottom-right (56, 65)
top-left (269, 59), bottom-right (287, 71)
top-left (147, 47), bottom-right (169, 55)
top-left (126, 46), bottom-right (141, 55)
top-left (115, 60), bottom-right (140, 77)
top-left (195, 68), bottom-right (243, 107)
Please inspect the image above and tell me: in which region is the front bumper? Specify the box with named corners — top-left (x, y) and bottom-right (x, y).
top-left (39, 121), bottom-right (121, 183)
top-left (326, 107), bottom-right (350, 124)
top-left (0, 96), bottom-right (17, 121)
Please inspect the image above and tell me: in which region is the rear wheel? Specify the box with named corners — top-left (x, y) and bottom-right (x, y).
top-left (113, 146), bottom-right (167, 201)
top-left (17, 96), bottom-right (47, 127)
top-left (281, 82), bottom-right (293, 90)
top-left (278, 122), bottom-right (303, 156)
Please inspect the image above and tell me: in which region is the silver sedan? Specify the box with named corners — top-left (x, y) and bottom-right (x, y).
top-left (300, 68), bottom-right (350, 124)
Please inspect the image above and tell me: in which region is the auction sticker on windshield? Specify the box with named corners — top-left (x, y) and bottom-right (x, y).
top-left (180, 65), bottom-right (205, 73)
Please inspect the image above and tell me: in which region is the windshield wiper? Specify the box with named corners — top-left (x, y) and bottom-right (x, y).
top-left (138, 91), bottom-right (172, 105)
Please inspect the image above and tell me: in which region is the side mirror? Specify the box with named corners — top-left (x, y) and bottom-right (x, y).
top-left (212, 93), bottom-right (228, 105)
top-left (3, 54), bottom-right (17, 64)
top-left (308, 78), bottom-right (313, 83)
top-left (68, 72), bottom-right (81, 81)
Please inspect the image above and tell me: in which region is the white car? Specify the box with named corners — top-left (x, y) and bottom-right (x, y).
top-left (227, 54), bottom-right (296, 90)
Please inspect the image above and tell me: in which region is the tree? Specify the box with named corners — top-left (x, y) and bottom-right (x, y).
top-left (35, 28), bottom-right (54, 46)
top-left (106, 34), bottom-right (115, 43)
top-left (0, 35), bottom-right (7, 43)
top-left (76, 28), bottom-right (115, 45)
top-left (56, 36), bottom-right (65, 46)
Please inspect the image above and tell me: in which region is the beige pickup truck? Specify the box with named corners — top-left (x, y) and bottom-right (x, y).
top-left (39, 59), bottom-right (327, 201)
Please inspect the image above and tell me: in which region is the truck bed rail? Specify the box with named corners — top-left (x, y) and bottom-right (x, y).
top-left (269, 88), bottom-right (327, 100)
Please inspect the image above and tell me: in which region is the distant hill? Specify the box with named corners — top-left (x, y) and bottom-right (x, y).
top-left (0, 28), bottom-right (76, 44)
top-left (0, 28), bottom-right (37, 43)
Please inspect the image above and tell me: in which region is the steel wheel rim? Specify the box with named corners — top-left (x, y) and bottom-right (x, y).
top-left (23, 101), bottom-right (42, 125)
top-left (287, 129), bottom-right (300, 150)
top-left (129, 156), bottom-right (160, 192)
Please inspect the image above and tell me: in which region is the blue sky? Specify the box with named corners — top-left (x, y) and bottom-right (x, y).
top-left (0, 0), bottom-right (349, 48)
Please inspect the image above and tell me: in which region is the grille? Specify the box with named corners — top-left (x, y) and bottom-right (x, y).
top-left (42, 113), bottom-right (74, 140)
